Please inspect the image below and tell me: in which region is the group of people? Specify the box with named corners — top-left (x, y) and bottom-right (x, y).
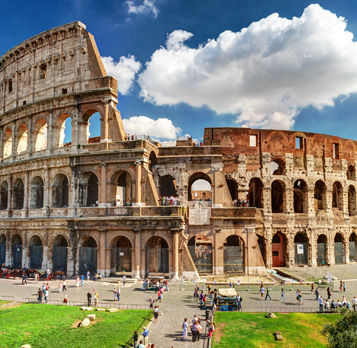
top-left (158, 196), bottom-right (180, 206)
top-left (233, 198), bottom-right (250, 207)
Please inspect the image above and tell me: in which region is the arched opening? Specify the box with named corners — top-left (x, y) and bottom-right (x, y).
top-left (294, 180), bottom-right (307, 213)
top-left (29, 235), bottom-right (43, 269)
top-left (334, 233), bottom-right (344, 264)
top-left (249, 178), bottom-right (263, 208)
top-left (16, 124), bottom-right (28, 154)
top-left (12, 234), bottom-right (22, 268)
top-left (30, 176), bottom-right (44, 209)
top-left (347, 165), bottom-right (356, 181)
top-left (52, 235), bottom-right (68, 272)
top-left (272, 232), bottom-right (287, 267)
top-left (349, 233), bottom-right (357, 263)
top-left (111, 236), bottom-right (132, 274)
top-left (188, 173), bottom-right (212, 201)
top-left (79, 173), bottom-right (98, 207)
top-left (294, 233), bottom-right (308, 265)
top-left (271, 180), bottom-right (285, 213)
top-left (314, 180), bottom-right (327, 210)
top-left (159, 175), bottom-right (177, 198)
top-left (84, 111), bottom-right (101, 144)
top-left (271, 159), bottom-right (285, 175)
top-left (52, 174), bottom-right (69, 207)
top-left (116, 171), bottom-right (132, 206)
top-left (317, 234), bottom-right (327, 266)
top-left (188, 236), bottom-right (212, 273)
top-left (34, 118), bottom-right (47, 151)
top-left (332, 182), bottom-right (343, 210)
top-left (149, 152), bottom-right (157, 173)
top-left (223, 235), bottom-right (244, 273)
top-left (349, 185), bottom-right (356, 216)
top-left (0, 234), bottom-right (6, 266)
top-left (145, 236), bottom-right (169, 276)
top-left (0, 181), bottom-right (8, 210)
top-left (257, 235), bottom-right (266, 266)
top-left (79, 236), bottom-right (97, 276)
top-left (3, 128), bottom-right (12, 159)
top-left (13, 178), bottom-right (24, 210)
top-left (226, 179), bottom-right (238, 201)
top-left (57, 114), bottom-right (72, 147)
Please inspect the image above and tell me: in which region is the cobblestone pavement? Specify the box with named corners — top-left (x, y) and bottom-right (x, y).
top-left (1, 268), bottom-right (357, 347)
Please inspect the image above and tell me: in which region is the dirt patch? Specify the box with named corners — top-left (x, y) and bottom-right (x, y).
top-left (72, 320), bottom-right (82, 328)
top-left (214, 322), bottom-right (226, 343)
top-left (0, 302), bottom-right (22, 310)
top-left (71, 317), bottom-right (102, 328)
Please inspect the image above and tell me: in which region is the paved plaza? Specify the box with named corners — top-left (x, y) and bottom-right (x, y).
top-left (1, 265), bottom-right (357, 347)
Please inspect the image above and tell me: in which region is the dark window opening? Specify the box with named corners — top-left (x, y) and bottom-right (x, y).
top-left (8, 80), bottom-right (12, 93)
top-left (62, 88), bottom-right (67, 95)
top-left (39, 64), bottom-right (47, 80)
top-left (333, 143), bottom-right (339, 159)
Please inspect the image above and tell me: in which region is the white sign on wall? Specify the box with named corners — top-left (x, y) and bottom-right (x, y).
top-left (297, 244), bottom-right (304, 255)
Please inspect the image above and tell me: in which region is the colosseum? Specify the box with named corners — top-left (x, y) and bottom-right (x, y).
top-left (0, 21), bottom-right (356, 279)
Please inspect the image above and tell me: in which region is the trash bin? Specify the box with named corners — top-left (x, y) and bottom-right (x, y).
top-left (205, 309), bottom-right (210, 320)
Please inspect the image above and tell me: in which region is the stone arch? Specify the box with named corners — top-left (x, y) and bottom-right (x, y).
top-left (145, 236), bottom-right (169, 276)
top-left (0, 233), bottom-right (6, 266)
top-left (348, 185), bottom-right (356, 216)
top-left (79, 172), bottom-right (99, 207)
top-left (334, 233), bottom-right (344, 264)
top-left (13, 178), bottom-right (24, 210)
top-left (294, 232), bottom-right (308, 265)
top-left (226, 178), bottom-right (238, 201)
top-left (79, 235), bottom-right (98, 275)
top-left (33, 118), bottom-right (47, 151)
top-left (149, 151), bottom-right (157, 173)
top-left (272, 232), bottom-right (287, 267)
top-left (248, 178), bottom-right (263, 208)
top-left (16, 123), bottom-right (28, 154)
top-left (30, 176), bottom-right (44, 209)
top-left (271, 158), bottom-right (285, 175)
top-left (188, 172), bottom-right (212, 201)
top-left (28, 235), bottom-right (43, 269)
top-left (82, 108), bottom-right (102, 144)
top-left (12, 234), bottom-right (22, 268)
top-left (223, 235), bottom-right (245, 273)
top-left (314, 180), bottom-right (327, 210)
top-left (109, 169), bottom-right (133, 206)
top-left (159, 174), bottom-right (177, 198)
top-left (52, 173), bottom-right (69, 207)
top-left (271, 180), bottom-right (285, 213)
top-left (349, 232), bottom-right (357, 262)
top-left (52, 234), bottom-right (68, 272)
top-left (332, 181), bottom-right (343, 210)
top-left (0, 180), bottom-right (8, 210)
top-left (3, 128), bottom-right (12, 159)
top-left (187, 235), bottom-right (213, 274)
top-left (294, 179), bottom-right (308, 213)
top-left (317, 234), bottom-right (328, 266)
top-left (110, 235), bottom-right (133, 274)
top-left (347, 165), bottom-right (356, 181)
top-left (55, 113), bottom-right (72, 147)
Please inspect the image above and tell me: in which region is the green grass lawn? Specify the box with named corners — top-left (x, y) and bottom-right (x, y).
top-left (213, 312), bottom-right (340, 348)
top-left (0, 304), bottom-right (151, 348)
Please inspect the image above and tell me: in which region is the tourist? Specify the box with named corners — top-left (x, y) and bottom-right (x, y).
top-left (311, 283), bottom-right (314, 294)
top-left (318, 295), bottom-right (323, 312)
top-left (117, 287), bottom-right (120, 301)
top-left (347, 300), bottom-right (351, 309)
top-left (191, 321), bottom-right (198, 342)
top-left (87, 270), bottom-right (90, 281)
top-left (81, 274), bottom-right (84, 286)
top-left (137, 340), bottom-right (145, 348)
top-left (331, 300), bottom-right (336, 311)
top-left (44, 288), bottom-right (49, 303)
top-left (76, 276), bottom-right (80, 287)
top-left (196, 320), bottom-right (202, 341)
top-left (63, 279), bottom-right (67, 291)
top-left (59, 281), bottom-right (63, 293)
top-left (63, 295), bottom-right (68, 304)
top-left (37, 288), bottom-right (43, 303)
top-left (337, 299), bottom-right (342, 308)
top-left (280, 288), bottom-right (286, 302)
top-left (237, 294), bottom-right (242, 311)
top-left (342, 296), bottom-right (347, 307)
top-left (353, 296), bottom-right (357, 311)
top-left (94, 292), bottom-right (99, 307)
top-left (260, 285), bottom-right (265, 298)
top-left (153, 306), bottom-right (159, 323)
top-left (265, 287), bottom-right (272, 301)
top-left (113, 288), bottom-right (117, 301)
top-left (324, 299), bottom-right (330, 312)
top-left (87, 291), bottom-right (92, 306)
top-left (340, 280), bottom-right (343, 292)
top-left (327, 287), bottom-right (331, 300)
top-left (133, 331), bottom-right (138, 348)
top-left (193, 289), bottom-right (198, 302)
top-left (141, 326), bottom-right (149, 347)
top-left (123, 275), bottom-right (126, 286)
top-left (182, 318), bottom-right (188, 340)
top-left (42, 283), bottom-right (46, 292)
top-left (315, 287), bottom-right (319, 300)
top-left (298, 290), bottom-right (303, 305)
top-left (94, 273), bottom-right (98, 281)
top-left (34, 272), bottom-right (38, 283)
top-left (343, 282), bottom-right (346, 292)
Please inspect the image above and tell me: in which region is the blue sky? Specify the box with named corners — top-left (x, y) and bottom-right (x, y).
top-left (2, 0), bottom-right (357, 142)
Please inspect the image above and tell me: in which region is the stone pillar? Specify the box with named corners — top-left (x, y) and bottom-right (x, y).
top-left (171, 228), bottom-right (180, 280)
top-left (98, 163), bottom-right (107, 207)
top-left (133, 160), bottom-right (142, 207)
top-left (342, 189), bottom-right (349, 217)
top-left (309, 231), bottom-right (316, 267)
top-left (344, 237), bottom-right (350, 264)
top-left (307, 188), bottom-right (315, 215)
top-left (287, 233), bottom-right (295, 267)
top-left (285, 187), bottom-right (294, 214)
top-left (48, 109), bottom-right (54, 153)
top-left (262, 187), bottom-right (271, 213)
top-left (213, 229), bottom-right (223, 274)
top-left (22, 231), bottom-right (27, 268)
top-left (69, 166), bottom-right (78, 216)
top-left (42, 246), bottom-right (48, 270)
top-left (24, 171), bottom-right (29, 213)
top-left (98, 229), bottom-right (106, 275)
top-left (211, 164), bottom-right (223, 207)
top-left (265, 230), bottom-right (273, 268)
top-left (133, 229), bottom-right (141, 278)
top-left (5, 230), bottom-right (10, 266)
top-left (44, 167), bottom-right (50, 214)
top-left (11, 120), bottom-right (16, 160)
top-left (101, 100), bottom-right (110, 142)
top-left (105, 248), bottom-right (111, 276)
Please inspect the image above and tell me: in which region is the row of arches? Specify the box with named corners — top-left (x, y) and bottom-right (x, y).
top-left (3, 111), bottom-right (101, 159)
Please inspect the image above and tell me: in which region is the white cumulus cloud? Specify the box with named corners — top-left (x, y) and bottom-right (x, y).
top-left (138, 4), bottom-right (357, 129)
top-left (102, 55), bottom-right (141, 95)
top-left (123, 116), bottom-right (181, 139)
top-left (126, 0), bottom-right (158, 18)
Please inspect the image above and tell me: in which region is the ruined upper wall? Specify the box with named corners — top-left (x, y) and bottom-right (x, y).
top-left (0, 21), bottom-right (112, 115)
top-left (203, 127), bottom-right (357, 163)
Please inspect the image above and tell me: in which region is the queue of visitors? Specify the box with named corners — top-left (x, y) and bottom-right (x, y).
top-left (233, 198), bottom-right (250, 207)
top-left (159, 196), bottom-right (180, 206)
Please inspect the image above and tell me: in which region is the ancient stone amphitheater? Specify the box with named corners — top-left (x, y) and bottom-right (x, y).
top-left (0, 22), bottom-right (355, 278)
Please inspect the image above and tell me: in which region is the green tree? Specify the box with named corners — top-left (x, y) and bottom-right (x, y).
top-left (323, 310), bottom-right (357, 347)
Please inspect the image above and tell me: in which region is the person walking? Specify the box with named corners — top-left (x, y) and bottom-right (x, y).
top-left (133, 331), bottom-right (138, 348)
top-left (340, 280), bottom-right (343, 292)
top-left (59, 281), bottom-right (63, 293)
top-left (37, 288), bottom-right (43, 303)
top-left (44, 289), bottom-right (49, 303)
top-left (315, 287), bottom-right (319, 300)
top-left (87, 270), bottom-right (90, 281)
top-left (123, 275), bottom-right (126, 286)
top-left (63, 279), bottom-right (67, 291)
top-left (318, 295), bottom-right (323, 312)
top-left (311, 283), bottom-right (315, 294)
top-left (182, 318), bottom-right (188, 340)
top-left (324, 299), bottom-right (330, 312)
top-left (353, 296), bottom-right (357, 311)
top-left (260, 285), bottom-right (265, 299)
top-left (298, 290), bottom-right (303, 305)
top-left (94, 292), bottom-right (99, 307)
top-left (327, 287), bottom-right (331, 300)
top-left (153, 306), bottom-right (159, 323)
top-left (87, 291), bottom-right (92, 307)
top-left (191, 322), bottom-right (198, 342)
top-left (76, 276), bottom-right (80, 287)
top-left (280, 288), bottom-right (286, 302)
top-left (343, 282), bottom-right (346, 292)
top-left (142, 327), bottom-right (149, 347)
top-left (265, 287), bottom-right (272, 301)
top-left (117, 287), bottom-right (120, 301)
top-left (81, 274), bottom-right (84, 287)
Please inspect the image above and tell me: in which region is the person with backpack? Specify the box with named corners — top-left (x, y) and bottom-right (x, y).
top-left (237, 294), bottom-right (243, 311)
